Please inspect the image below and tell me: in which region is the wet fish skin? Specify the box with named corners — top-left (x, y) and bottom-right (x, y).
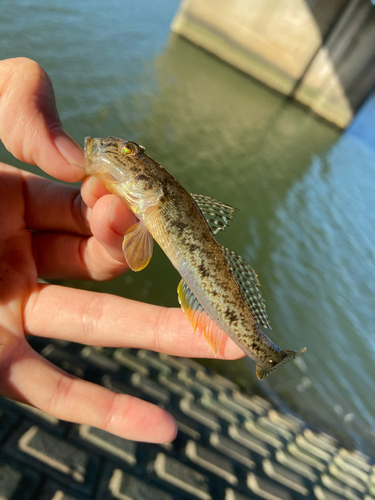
top-left (84, 136), bottom-right (306, 379)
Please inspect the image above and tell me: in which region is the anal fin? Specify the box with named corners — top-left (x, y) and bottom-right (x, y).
top-left (122, 222), bottom-right (154, 272)
top-left (177, 279), bottom-right (223, 356)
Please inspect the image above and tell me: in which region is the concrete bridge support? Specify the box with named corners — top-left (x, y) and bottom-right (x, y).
top-left (171, 0), bottom-right (375, 128)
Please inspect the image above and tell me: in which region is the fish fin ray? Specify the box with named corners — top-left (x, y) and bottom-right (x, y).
top-left (122, 222), bottom-right (154, 271)
top-left (177, 279), bottom-right (223, 355)
top-left (223, 246), bottom-right (272, 330)
top-left (191, 193), bottom-right (238, 235)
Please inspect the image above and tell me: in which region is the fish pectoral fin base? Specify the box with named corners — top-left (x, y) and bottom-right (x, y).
top-left (177, 279), bottom-right (223, 356)
top-left (122, 222), bottom-right (154, 272)
top-left (256, 347), bottom-right (307, 380)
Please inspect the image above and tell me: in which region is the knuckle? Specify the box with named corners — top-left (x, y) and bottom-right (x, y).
top-left (43, 372), bottom-right (75, 417)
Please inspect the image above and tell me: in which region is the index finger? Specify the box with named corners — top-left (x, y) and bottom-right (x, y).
top-left (0, 57), bottom-right (85, 182)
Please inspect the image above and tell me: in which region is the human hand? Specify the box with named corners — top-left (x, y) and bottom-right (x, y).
top-left (0, 57), bottom-right (244, 443)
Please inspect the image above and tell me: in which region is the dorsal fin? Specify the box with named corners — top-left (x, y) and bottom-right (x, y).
top-left (177, 279), bottom-right (223, 355)
top-left (223, 247), bottom-right (272, 330)
top-left (191, 193), bottom-right (237, 235)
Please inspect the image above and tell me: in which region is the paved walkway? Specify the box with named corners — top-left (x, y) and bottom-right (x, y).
top-left (0, 337), bottom-right (374, 500)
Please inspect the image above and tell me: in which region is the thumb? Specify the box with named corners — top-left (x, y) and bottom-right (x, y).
top-left (0, 57), bottom-right (85, 182)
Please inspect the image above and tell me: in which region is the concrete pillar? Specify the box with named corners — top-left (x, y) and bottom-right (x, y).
top-left (294, 0), bottom-right (375, 128)
top-left (171, 0), bottom-right (375, 128)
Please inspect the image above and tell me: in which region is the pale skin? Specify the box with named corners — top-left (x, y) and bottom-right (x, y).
top-left (0, 58), bottom-right (245, 443)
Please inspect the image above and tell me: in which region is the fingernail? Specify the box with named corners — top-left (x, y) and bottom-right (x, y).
top-left (53, 130), bottom-right (85, 168)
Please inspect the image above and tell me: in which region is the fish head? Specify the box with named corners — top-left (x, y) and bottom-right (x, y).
top-left (84, 136), bottom-right (164, 214)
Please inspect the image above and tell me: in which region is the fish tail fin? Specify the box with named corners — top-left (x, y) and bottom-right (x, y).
top-left (256, 346), bottom-right (306, 380)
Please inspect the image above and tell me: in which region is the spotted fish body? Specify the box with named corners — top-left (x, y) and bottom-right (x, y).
top-left (84, 137), bottom-right (306, 379)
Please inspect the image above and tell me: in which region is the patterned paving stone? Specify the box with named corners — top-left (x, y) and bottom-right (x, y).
top-left (40, 344), bottom-right (87, 378)
top-left (173, 357), bottom-right (206, 373)
top-left (172, 415), bottom-right (201, 442)
top-left (231, 392), bottom-right (268, 416)
top-left (48, 492), bottom-right (79, 500)
top-left (262, 458), bottom-right (310, 496)
top-left (210, 374), bottom-right (239, 392)
top-left (5, 424), bottom-right (98, 495)
top-left (159, 353), bottom-right (195, 371)
top-left (80, 346), bottom-right (121, 373)
top-left (1, 342), bottom-right (374, 500)
top-left (275, 449), bottom-right (319, 482)
top-left (108, 468), bottom-right (173, 500)
top-left (100, 374), bottom-right (145, 400)
top-left (304, 429), bottom-right (338, 455)
top-left (247, 472), bottom-right (293, 500)
top-left (224, 489), bottom-right (253, 500)
top-left (217, 392), bottom-right (254, 420)
top-left (78, 425), bottom-right (137, 465)
top-left (199, 395), bottom-right (240, 424)
top-left (177, 370), bottom-right (214, 397)
top-left (130, 372), bottom-right (170, 404)
top-left (228, 424), bottom-right (271, 458)
top-left (332, 454), bottom-right (370, 484)
top-left (328, 463), bottom-right (367, 493)
top-left (267, 410), bottom-right (306, 434)
top-left (0, 397), bottom-right (61, 430)
top-left (0, 407), bottom-right (19, 442)
top-left (179, 397), bottom-right (221, 431)
top-left (158, 373), bottom-right (194, 399)
top-left (136, 349), bottom-right (172, 376)
top-left (321, 473), bottom-right (362, 500)
top-left (0, 461), bottom-right (40, 500)
top-left (18, 426), bottom-right (90, 482)
top-left (185, 440), bottom-right (238, 485)
top-left (295, 433), bottom-right (334, 463)
top-left (314, 485), bottom-right (347, 500)
top-left (209, 432), bottom-right (256, 469)
top-left (0, 463), bottom-right (29, 500)
top-left (113, 349), bottom-right (150, 375)
top-left (154, 452), bottom-right (211, 500)
top-left (257, 415), bottom-right (294, 442)
top-left (287, 442), bottom-right (327, 472)
top-left (244, 419), bottom-right (284, 450)
top-left (13, 401), bottom-right (60, 426)
top-left (338, 449), bottom-right (373, 473)
top-left (196, 370), bottom-right (238, 393)
top-left (38, 480), bottom-right (89, 500)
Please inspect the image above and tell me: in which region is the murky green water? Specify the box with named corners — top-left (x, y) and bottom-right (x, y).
top-left (1, 0), bottom-right (375, 453)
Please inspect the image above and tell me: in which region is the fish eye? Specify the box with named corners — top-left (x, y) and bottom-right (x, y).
top-left (120, 141), bottom-right (144, 157)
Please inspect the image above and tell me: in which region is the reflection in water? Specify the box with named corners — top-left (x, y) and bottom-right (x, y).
top-left (268, 132), bottom-right (375, 451)
top-left (1, 0), bottom-right (374, 454)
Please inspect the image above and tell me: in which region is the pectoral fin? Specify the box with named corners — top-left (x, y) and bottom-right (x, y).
top-left (122, 222), bottom-right (154, 271)
top-left (177, 279), bottom-right (223, 355)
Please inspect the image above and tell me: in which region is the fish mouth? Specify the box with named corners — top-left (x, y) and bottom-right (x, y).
top-left (84, 136), bottom-right (102, 159)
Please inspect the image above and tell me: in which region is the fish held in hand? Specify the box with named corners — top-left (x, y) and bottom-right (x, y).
top-left (84, 137), bottom-right (306, 379)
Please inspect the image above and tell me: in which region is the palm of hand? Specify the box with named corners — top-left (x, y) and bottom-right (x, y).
top-left (0, 57), bottom-right (243, 443)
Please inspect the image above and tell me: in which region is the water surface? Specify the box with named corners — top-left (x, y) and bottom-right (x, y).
top-left (1, 0), bottom-right (374, 454)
